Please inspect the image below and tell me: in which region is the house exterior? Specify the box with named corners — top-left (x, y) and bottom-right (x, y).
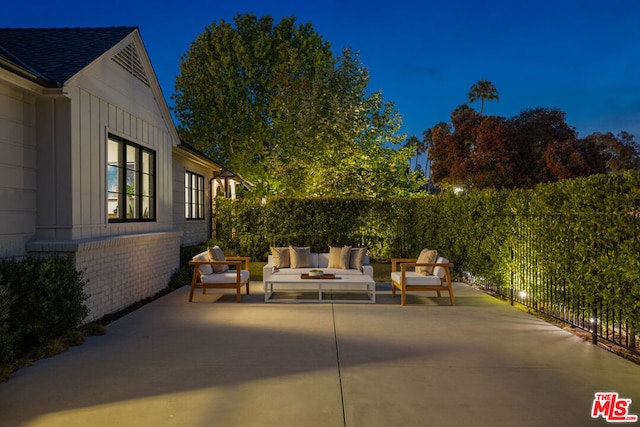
top-left (0, 27), bottom-right (238, 321)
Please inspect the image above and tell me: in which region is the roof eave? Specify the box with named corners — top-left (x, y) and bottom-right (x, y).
top-left (0, 58), bottom-right (60, 88)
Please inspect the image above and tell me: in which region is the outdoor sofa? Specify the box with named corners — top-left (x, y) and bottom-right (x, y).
top-left (263, 246), bottom-right (373, 281)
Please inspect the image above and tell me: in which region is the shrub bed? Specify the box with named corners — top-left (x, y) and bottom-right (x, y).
top-left (0, 256), bottom-right (88, 364)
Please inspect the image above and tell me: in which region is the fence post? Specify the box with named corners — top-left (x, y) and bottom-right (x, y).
top-left (592, 306), bottom-right (598, 345)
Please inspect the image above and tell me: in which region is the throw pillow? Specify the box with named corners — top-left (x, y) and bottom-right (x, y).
top-left (207, 245), bottom-right (229, 274)
top-left (289, 246), bottom-right (311, 268)
top-left (194, 252), bottom-right (213, 275)
top-left (271, 246), bottom-right (290, 269)
top-left (349, 247), bottom-right (367, 270)
top-left (416, 248), bottom-right (438, 275)
top-left (328, 245), bottom-right (352, 269)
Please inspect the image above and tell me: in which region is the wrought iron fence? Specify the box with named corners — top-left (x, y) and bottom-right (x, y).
top-left (472, 213), bottom-right (639, 353)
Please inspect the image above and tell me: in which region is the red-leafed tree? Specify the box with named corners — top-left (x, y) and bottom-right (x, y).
top-left (542, 138), bottom-right (606, 180)
top-left (510, 108), bottom-right (578, 185)
top-left (425, 103), bottom-right (640, 190)
top-left (466, 116), bottom-right (519, 189)
top-left (424, 121), bottom-right (454, 185)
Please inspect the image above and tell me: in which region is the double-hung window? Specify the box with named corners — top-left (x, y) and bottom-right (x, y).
top-left (107, 134), bottom-right (156, 222)
top-left (185, 171), bottom-right (205, 220)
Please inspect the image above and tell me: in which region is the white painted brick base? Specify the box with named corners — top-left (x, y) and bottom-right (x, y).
top-left (27, 231), bottom-right (182, 322)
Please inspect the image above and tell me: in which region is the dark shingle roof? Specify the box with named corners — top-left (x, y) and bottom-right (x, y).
top-left (0, 27), bottom-right (137, 87)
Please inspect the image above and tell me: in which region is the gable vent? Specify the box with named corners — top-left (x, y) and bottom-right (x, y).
top-left (112, 43), bottom-right (150, 87)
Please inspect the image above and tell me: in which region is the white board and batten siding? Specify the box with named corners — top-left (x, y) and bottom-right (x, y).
top-left (0, 84), bottom-right (37, 258)
top-left (35, 31), bottom-right (178, 242)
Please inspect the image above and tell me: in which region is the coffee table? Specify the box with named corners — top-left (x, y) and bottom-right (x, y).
top-left (264, 274), bottom-right (376, 303)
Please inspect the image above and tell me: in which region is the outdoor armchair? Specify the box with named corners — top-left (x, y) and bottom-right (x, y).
top-left (189, 250), bottom-right (250, 303)
top-left (390, 256), bottom-right (455, 306)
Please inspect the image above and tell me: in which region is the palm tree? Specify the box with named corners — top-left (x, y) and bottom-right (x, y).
top-left (405, 135), bottom-right (423, 170)
top-left (422, 129), bottom-right (433, 192)
top-left (467, 79), bottom-right (499, 115)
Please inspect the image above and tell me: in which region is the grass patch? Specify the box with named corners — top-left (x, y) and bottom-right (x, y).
top-left (0, 323), bottom-right (110, 383)
top-left (80, 322), bottom-right (107, 336)
top-left (372, 263), bottom-right (392, 282)
top-left (33, 338), bottom-right (68, 359)
top-left (64, 330), bottom-right (86, 347)
top-left (0, 364), bottom-right (12, 382)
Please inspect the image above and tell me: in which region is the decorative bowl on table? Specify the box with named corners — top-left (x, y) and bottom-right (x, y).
top-left (309, 269), bottom-right (324, 277)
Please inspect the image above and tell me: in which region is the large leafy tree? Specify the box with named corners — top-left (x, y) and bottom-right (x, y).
top-left (467, 116), bottom-right (520, 188)
top-left (172, 13), bottom-right (421, 197)
top-left (581, 131), bottom-right (640, 173)
top-left (426, 105), bottom-right (640, 190)
top-left (510, 107), bottom-right (578, 184)
top-left (467, 79), bottom-right (499, 115)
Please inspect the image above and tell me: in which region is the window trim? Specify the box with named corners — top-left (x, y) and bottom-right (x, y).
top-left (107, 134), bottom-right (156, 223)
top-left (185, 170), bottom-right (205, 220)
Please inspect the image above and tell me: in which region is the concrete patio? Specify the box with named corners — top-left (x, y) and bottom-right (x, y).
top-left (1, 282), bottom-right (639, 426)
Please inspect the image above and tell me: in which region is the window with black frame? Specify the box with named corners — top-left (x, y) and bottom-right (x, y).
top-left (107, 134), bottom-right (156, 222)
top-left (185, 171), bottom-right (205, 220)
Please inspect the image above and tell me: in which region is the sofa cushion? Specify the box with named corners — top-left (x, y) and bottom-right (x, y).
top-left (290, 246), bottom-right (311, 268)
top-left (194, 252), bottom-right (213, 275)
top-left (207, 246), bottom-right (228, 273)
top-left (329, 246), bottom-right (351, 269)
top-left (416, 249), bottom-right (438, 275)
top-left (317, 253), bottom-right (329, 268)
top-left (309, 252), bottom-right (319, 268)
top-left (350, 247), bottom-right (367, 270)
top-left (271, 246), bottom-right (290, 268)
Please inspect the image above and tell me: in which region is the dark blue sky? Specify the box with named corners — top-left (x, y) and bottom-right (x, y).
top-left (4, 0), bottom-right (640, 148)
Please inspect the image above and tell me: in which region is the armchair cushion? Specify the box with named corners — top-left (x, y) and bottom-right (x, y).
top-left (416, 249), bottom-right (438, 275)
top-left (207, 246), bottom-right (228, 273)
top-left (390, 271), bottom-right (442, 286)
top-left (290, 246), bottom-right (311, 268)
top-left (201, 270), bottom-right (250, 284)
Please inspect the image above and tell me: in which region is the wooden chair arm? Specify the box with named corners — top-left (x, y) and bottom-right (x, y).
top-left (189, 258), bottom-right (250, 270)
top-left (399, 262), bottom-right (453, 273)
top-left (225, 256), bottom-right (250, 270)
top-left (391, 258), bottom-right (417, 272)
top-left (189, 260), bottom-right (242, 265)
top-left (392, 259), bottom-right (454, 272)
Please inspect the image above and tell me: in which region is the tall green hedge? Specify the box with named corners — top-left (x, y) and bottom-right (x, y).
top-left (215, 171), bottom-right (640, 328)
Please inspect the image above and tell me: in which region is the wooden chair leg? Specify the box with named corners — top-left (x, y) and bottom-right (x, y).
top-left (236, 286), bottom-right (241, 303)
top-left (189, 268), bottom-right (200, 302)
top-left (188, 283), bottom-right (196, 302)
top-left (401, 288), bottom-right (407, 306)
